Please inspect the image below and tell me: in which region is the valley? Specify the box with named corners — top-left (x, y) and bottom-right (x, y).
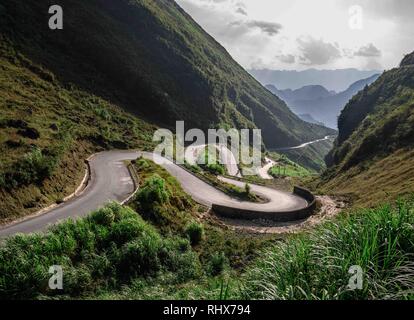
top-left (1, 0), bottom-right (414, 303)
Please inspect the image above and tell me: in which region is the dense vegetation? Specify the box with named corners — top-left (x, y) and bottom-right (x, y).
top-left (129, 158), bottom-right (270, 271)
top-left (2, 193), bottom-right (413, 299)
top-left (321, 52), bottom-right (414, 206)
top-left (0, 159), bottom-right (273, 300)
top-left (241, 198), bottom-right (414, 300)
top-left (0, 203), bottom-right (201, 299)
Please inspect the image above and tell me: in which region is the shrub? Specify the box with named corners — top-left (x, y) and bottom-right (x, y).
top-left (118, 232), bottom-right (163, 277)
top-left (64, 264), bottom-right (94, 296)
top-left (135, 158), bottom-right (150, 169)
top-left (136, 174), bottom-right (170, 207)
top-left (106, 202), bottom-right (135, 221)
top-left (94, 106), bottom-right (111, 120)
top-left (159, 237), bottom-right (201, 282)
top-left (90, 207), bottom-right (115, 226)
top-left (109, 218), bottom-right (146, 245)
top-left (208, 252), bottom-right (228, 276)
top-left (206, 163), bottom-right (225, 175)
top-left (170, 250), bottom-right (202, 282)
top-left (1, 147), bottom-right (61, 189)
top-left (185, 221), bottom-right (204, 245)
top-left (244, 183), bottom-right (251, 195)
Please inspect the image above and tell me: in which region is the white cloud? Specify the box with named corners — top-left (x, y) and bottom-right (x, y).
top-left (235, 7), bottom-right (247, 16)
top-left (176, 0), bottom-right (414, 70)
top-left (230, 20), bottom-right (282, 37)
top-left (354, 43), bottom-right (382, 57)
top-left (276, 54), bottom-right (296, 64)
top-left (297, 36), bottom-right (341, 65)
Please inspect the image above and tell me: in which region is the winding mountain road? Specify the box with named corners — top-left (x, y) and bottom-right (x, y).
top-left (272, 135), bottom-right (333, 151)
top-left (0, 150), bottom-right (308, 238)
top-left (184, 144), bottom-right (241, 177)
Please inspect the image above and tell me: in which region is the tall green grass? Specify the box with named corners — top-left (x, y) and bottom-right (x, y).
top-left (240, 199), bottom-right (414, 300)
top-left (0, 203), bottom-right (201, 299)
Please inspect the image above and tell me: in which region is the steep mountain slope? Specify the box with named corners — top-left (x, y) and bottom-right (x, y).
top-left (250, 68), bottom-right (380, 92)
top-left (266, 85), bottom-right (333, 102)
top-left (320, 52), bottom-right (414, 206)
top-left (0, 42), bottom-right (155, 222)
top-left (267, 74), bottom-right (380, 128)
top-left (0, 0), bottom-right (333, 149)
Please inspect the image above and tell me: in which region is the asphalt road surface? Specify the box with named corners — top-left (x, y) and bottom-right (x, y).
top-left (257, 157), bottom-right (276, 180)
top-left (0, 150), bottom-right (308, 238)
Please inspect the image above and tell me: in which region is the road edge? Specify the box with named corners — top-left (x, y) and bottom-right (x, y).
top-left (121, 161), bottom-right (140, 205)
top-left (0, 153), bottom-right (97, 231)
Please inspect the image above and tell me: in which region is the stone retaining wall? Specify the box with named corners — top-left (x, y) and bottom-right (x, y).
top-left (212, 186), bottom-right (316, 222)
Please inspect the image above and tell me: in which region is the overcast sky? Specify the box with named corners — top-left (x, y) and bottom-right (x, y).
top-left (176, 0), bottom-right (414, 70)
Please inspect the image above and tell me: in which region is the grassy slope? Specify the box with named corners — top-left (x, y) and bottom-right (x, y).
top-left (268, 155), bottom-right (311, 178)
top-left (320, 52), bottom-right (414, 206)
top-left (321, 149), bottom-right (414, 208)
top-left (279, 137), bottom-right (335, 172)
top-left (0, 42), bottom-right (155, 222)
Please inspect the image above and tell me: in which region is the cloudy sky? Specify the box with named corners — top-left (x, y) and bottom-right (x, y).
top-left (176, 0), bottom-right (414, 70)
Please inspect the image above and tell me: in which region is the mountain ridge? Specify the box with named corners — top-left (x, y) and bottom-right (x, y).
top-left (319, 51), bottom-right (414, 206)
top-left (266, 74), bottom-right (380, 128)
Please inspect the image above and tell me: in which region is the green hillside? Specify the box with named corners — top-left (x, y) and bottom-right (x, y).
top-left (0, 0), bottom-right (333, 147)
top-left (321, 52), bottom-right (414, 206)
top-left (0, 45), bottom-right (155, 222)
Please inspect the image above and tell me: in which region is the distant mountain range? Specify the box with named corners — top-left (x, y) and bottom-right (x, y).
top-left (249, 68), bottom-right (381, 92)
top-left (266, 74), bottom-right (380, 128)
